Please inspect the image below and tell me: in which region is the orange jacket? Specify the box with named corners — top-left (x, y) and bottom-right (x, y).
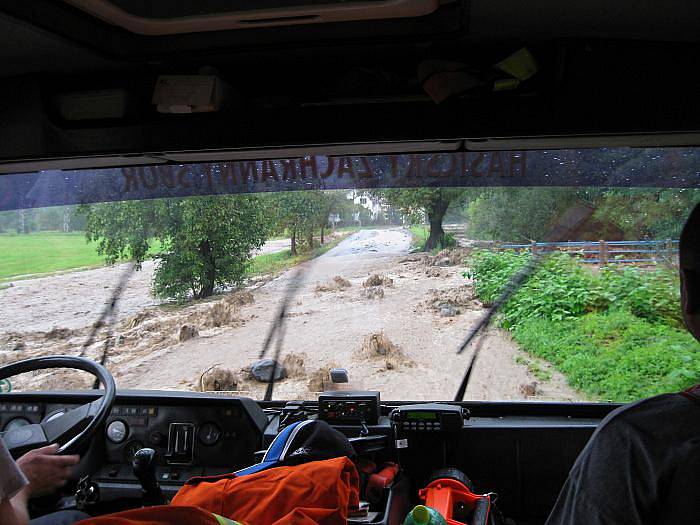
top-left (76, 457), bottom-right (360, 525)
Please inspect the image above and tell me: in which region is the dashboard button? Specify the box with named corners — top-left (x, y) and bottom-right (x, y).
top-left (106, 420), bottom-right (128, 443)
top-left (150, 431), bottom-right (165, 446)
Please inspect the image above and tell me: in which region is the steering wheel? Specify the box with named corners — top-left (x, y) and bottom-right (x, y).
top-left (0, 356), bottom-right (115, 456)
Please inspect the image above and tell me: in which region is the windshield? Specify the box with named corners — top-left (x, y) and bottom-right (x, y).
top-left (1, 148), bottom-right (699, 403)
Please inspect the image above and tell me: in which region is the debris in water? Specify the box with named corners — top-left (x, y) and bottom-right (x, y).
top-left (428, 247), bottom-right (471, 267)
top-left (363, 274), bottom-right (394, 288)
top-left (178, 324), bottom-right (199, 342)
top-left (199, 364), bottom-right (239, 391)
top-left (519, 381), bottom-right (543, 397)
top-left (362, 287), bottom-right (384, 300)
top-left (208, 302), bottom-right (237, 327)
top-left (44, 327), bottom-right (73, 340)
top-left (360, 332), bottom-right (399, 357)
top-left (249, 358), bottom-right (287, 382)
top-left (307, 363), bottom-right (341, 392)
top-left (358, 332), bottom-right (413, 371)
top-left (420, 286), bottom-right (476, 316)
top-left (315, 276), bottom-right (352, 294)
top-left (439, 305), bottom-right (459, 317)
top-left (125, 311), bottom-right (156, 329)
top-left (223, 291), bottom-right (254, 307)
top-left (424, 267), bottom-right (444, 278)
top-left (281, 352), bottom-right (306, 378)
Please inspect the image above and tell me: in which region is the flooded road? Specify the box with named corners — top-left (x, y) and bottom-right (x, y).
top-left (1, 229), bottom-right (583, 402)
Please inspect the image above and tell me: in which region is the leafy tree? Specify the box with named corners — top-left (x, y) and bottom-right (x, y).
top-left (592, 189), bottom-right (700, 239)
top-left (269, 192), bottom-right (320, 255)
top-left (82, 195), bottom-right (270, 301)
top-left (466, 188), bottom-right (582, 242)
top-left (268, 191), bottom-right (350, 254)
top-left (373, 188), bottom-right (466, 250)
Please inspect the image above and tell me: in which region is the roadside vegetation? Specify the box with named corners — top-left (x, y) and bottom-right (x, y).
top-left (409, 225), bottom-right (455, 252)
top-left (467, 251), bottom-right (700, 401)
top-left (0, 192), bottom-right (371, 299)
top-left (246, 231), bottom-right (355, 277)
top-left (0, 232), bottom-right (162, 282)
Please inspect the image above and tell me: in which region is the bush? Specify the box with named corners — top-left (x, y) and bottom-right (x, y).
top-left (466, 250), bottom-right (696, 401)
top-left (467, 251), bottom-right (682, 329)
top-left (594, 266), bottom-right (682, 328)
top-left (513, 311), bottom-right (700, 401)
top-left (466, 251), bottom-right (596, 329)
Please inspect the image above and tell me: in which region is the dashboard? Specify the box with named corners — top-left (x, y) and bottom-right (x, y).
top-left (1, 389), bottom-right (616, 521)
top-left (0, 390), bottom-right (267, 500)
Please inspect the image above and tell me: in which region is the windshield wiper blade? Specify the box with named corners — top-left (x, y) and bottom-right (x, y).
top-left (453, 256), bottom-right (539, 402)
top-left (259, 264), bottom-right (309, 402)
top-left (78, 264), bottom-right (135, 389)
top-left (453, 202), bottom-right (596, 402)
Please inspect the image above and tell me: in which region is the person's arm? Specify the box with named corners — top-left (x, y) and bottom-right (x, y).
top-left (545, 406), bottom-right (662, 525)
top-left (1, 439), bottom-right (30, 525)
top-left (16, 444), bottom-right (80, 497)
top-left (2, 486), bottom-right (31, 525)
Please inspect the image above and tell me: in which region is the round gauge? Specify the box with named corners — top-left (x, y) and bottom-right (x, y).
top-left (106, 420), bottom-right (128, 443)
top-left (42, 409), bottom-right (66, 424)
top-left (4, 417), bottom-right (30, 432)
top-left (197, 422), bottom-right (221, 446)
top-left (124, 440), bottom-right (144, 462)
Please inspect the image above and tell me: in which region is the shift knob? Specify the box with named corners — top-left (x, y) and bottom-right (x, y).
top-left (131, 448), bottom-right (164, 505)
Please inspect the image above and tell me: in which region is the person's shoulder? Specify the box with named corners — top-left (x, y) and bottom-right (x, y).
top-left (597, 391), bottom-right (700, 440)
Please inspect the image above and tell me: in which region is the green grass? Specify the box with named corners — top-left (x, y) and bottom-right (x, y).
top-left (0, 232), bottom-right (107, 282)
top-left (514, 355), bottom-right (553, 382)
top-left (514, 311), bottom-right (700, 402)
top-left (409, 225), bottom-right (429, 250)
top-left (467, 250), bottom-right (700, 402)
top-left (247, 233), bottom-right (351, 277)
top-left (0, 230), bottom-right (351, 284)
top-left (0, 232), bottom-right (162, 283)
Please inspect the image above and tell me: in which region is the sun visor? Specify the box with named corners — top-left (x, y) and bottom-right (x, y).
top-left (0, 148), bottom-right (698, 212)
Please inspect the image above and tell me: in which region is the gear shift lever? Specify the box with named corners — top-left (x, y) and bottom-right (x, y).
top-left (132, 448), bottom-right (165, 505)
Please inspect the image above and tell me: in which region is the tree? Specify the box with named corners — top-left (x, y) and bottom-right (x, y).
top-left (466, 188), bottom-right (583, 242)
top-left (268, 191), bottom-right (346, 254)
top-left (373, 188), bottom-right (466, 250)
top-left (82, 195), bottom-right (270, 301)
top-left (592, 189), bottom-right (700, 239)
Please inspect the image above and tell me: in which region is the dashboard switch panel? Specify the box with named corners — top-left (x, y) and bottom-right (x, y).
top-left (166, 423), bottom-right (195, 464)
top-left (318, 391), bottom-right (380, 425)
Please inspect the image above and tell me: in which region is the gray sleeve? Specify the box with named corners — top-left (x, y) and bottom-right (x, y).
top-left (0, 439), bottom-right (28, 500)
top-left (545, 409), bottom-right (659, 525)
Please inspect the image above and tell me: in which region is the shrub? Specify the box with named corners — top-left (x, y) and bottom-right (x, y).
top-left (467, 250), bottom-right (683, 329)
top-left (513, 311), bottom-right (700, 401)
top-left (466, 251), bottom-right (596, 329)
top-left (466, 250), bottom-right (695, 401)
top-left (594, 266), bottom-right (682, 327)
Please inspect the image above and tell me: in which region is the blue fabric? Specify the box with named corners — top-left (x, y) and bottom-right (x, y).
top-left (31, 510), bottom-right (90, 525)
top-left (234, 421), bottom-right (303, 476)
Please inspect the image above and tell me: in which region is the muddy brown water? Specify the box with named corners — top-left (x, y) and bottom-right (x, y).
top-left (1, 229), bottom-right (582, 402)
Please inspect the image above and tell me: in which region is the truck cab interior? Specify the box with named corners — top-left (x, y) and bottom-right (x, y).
top-left (1, 1), bottom-right (699, 524)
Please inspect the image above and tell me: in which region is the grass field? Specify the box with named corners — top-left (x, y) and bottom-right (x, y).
top-left (0, 232), bottom-right (107, 282)
top-left (0, 231), bottom-right (352, 283)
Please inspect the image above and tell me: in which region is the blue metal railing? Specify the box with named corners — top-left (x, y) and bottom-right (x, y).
top-left (496, 239), bottom-right (679, 264)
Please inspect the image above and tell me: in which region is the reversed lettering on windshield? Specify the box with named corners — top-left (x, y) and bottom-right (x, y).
top-left (1, 148), bottom-right (698, 211)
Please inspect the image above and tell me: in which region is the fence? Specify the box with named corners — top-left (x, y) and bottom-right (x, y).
top-left (496, 239), bottom-right (679, 265)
